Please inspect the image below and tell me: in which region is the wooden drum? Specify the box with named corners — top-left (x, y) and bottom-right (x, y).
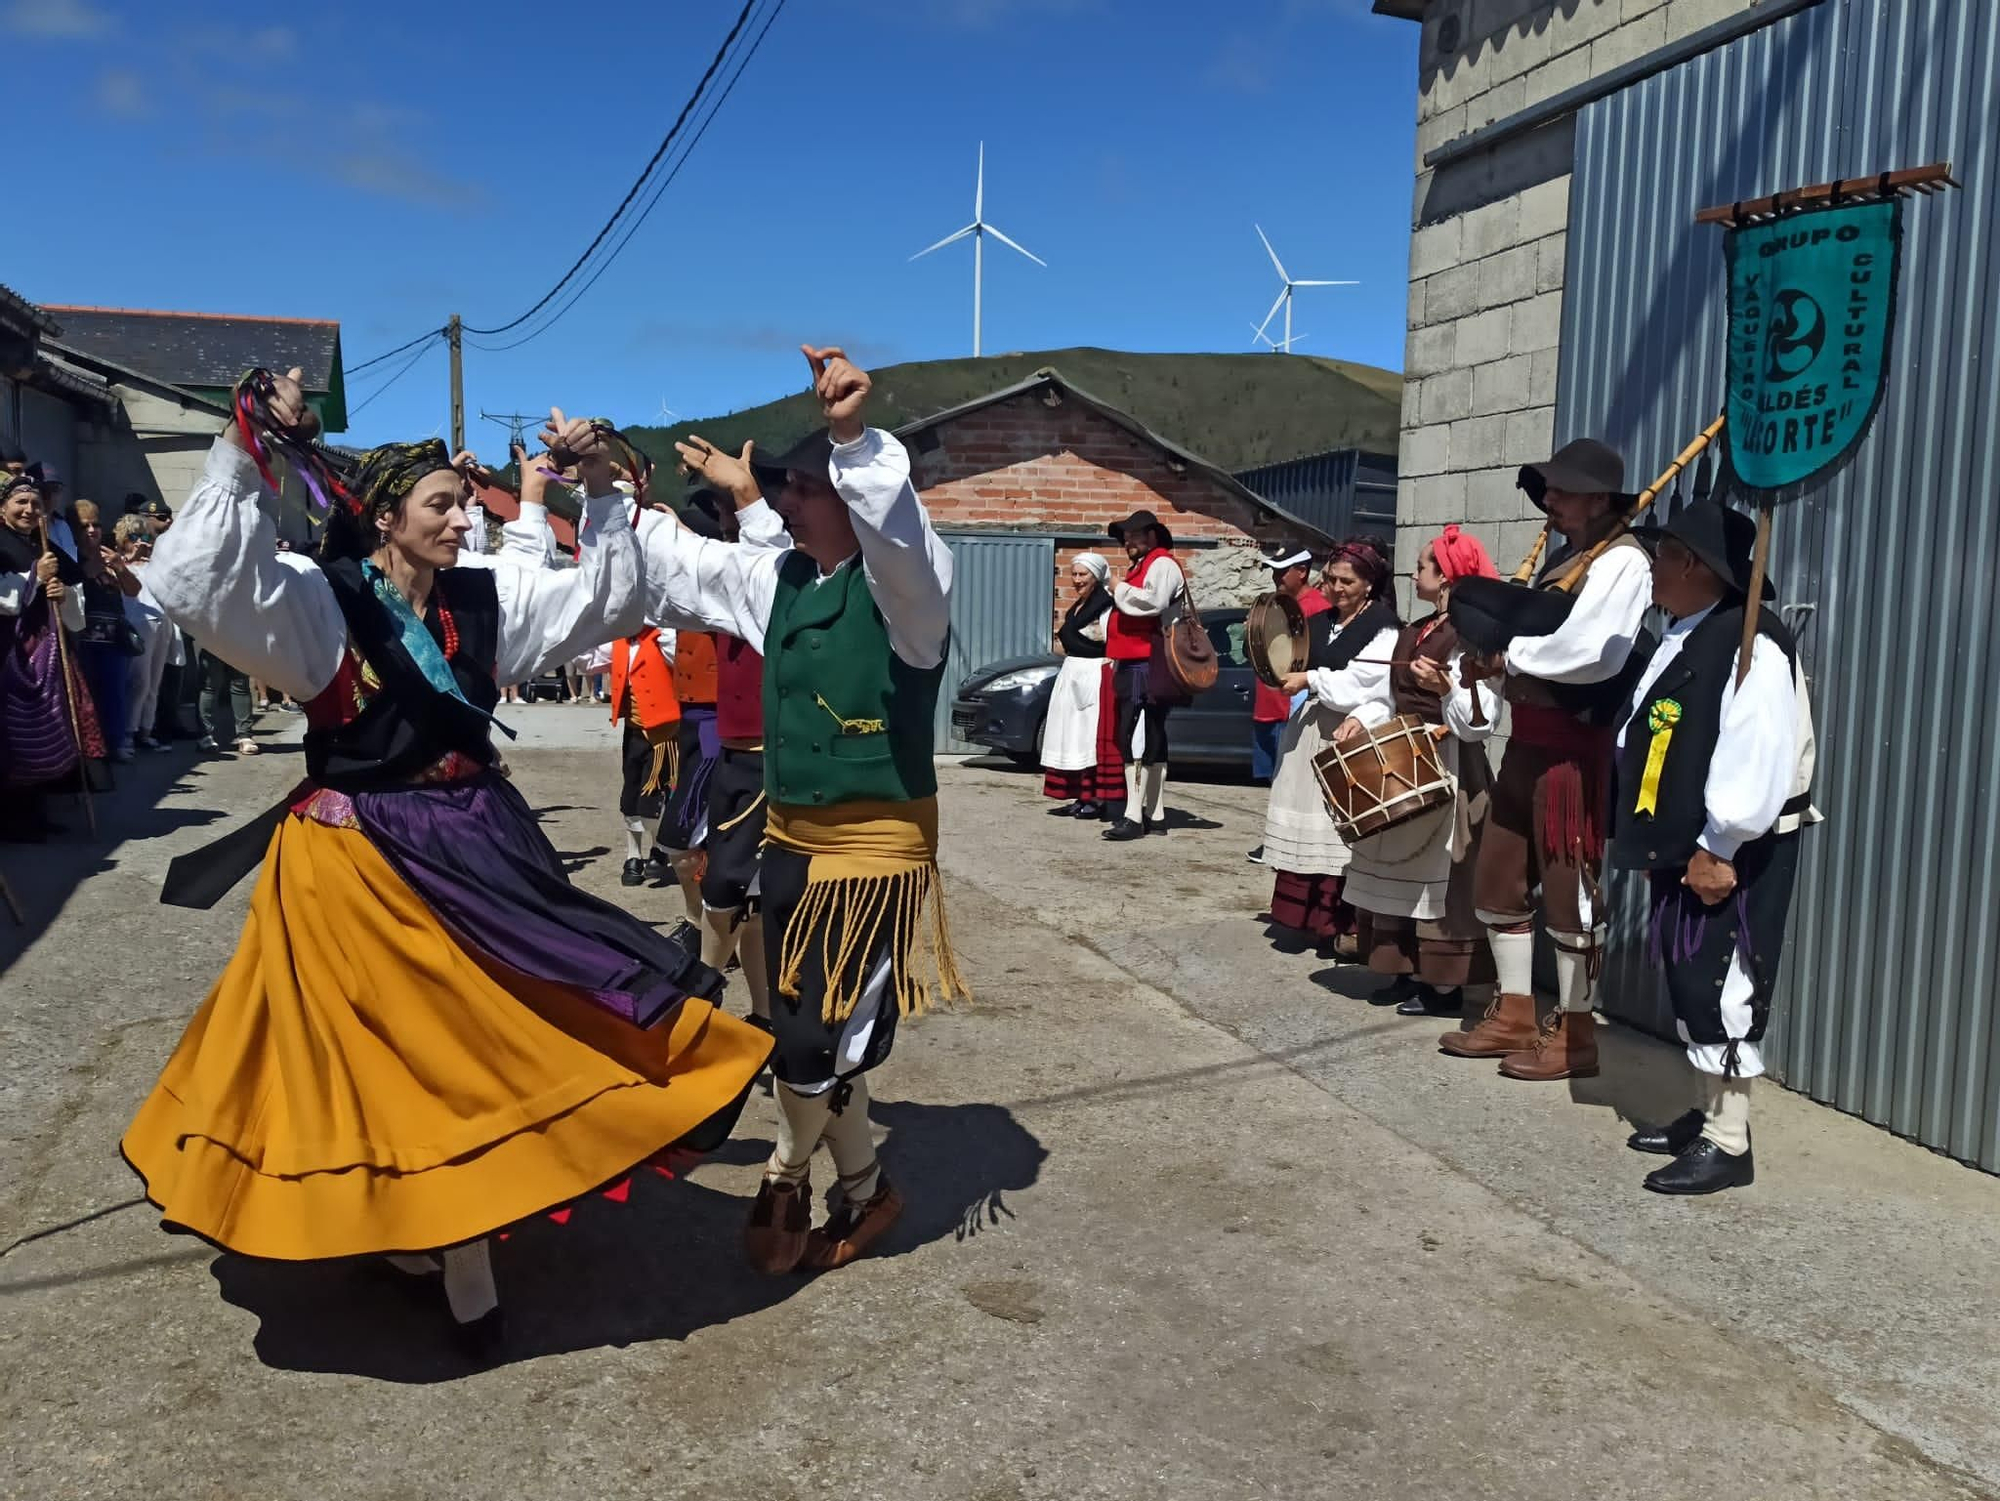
top-left (1245, 592), bottom-right (1308, 689)
top-left (1312, 714), bottom-right (1455, 842)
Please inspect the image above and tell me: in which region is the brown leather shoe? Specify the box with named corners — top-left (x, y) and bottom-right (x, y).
top-left (743, 1176), bottom-right (812, 1275)
top-left (800, 1177), bottom-right (904, 1273)
top-left (1439, 989), bottom-right (1539, 1057)
top-left (1499, 1008), bottom-right (1600, 1081)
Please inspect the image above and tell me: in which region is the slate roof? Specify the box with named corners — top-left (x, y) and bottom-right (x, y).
top-left (39, 306), bottom-right (342, 392)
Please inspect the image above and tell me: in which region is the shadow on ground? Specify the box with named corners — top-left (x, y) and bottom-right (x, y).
top-left (207, 1098), bottom-right (1048, 1384)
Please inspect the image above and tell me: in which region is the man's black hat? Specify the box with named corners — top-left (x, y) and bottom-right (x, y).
top-left (1518, 438), bottom-right (1636, 512)
top-left (748, 429), bottom-right (836, 490)
top-left (1107, 507), bottom-right (1173, 550)
top-left (1631, 496), bottom-right (1773, 599)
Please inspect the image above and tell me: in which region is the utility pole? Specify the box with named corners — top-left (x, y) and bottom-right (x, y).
top-left (447, 314), bottom-right (464, 454)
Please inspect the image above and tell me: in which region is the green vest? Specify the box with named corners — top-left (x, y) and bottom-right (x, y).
top-left (763, 551), bottom-right (944, 807)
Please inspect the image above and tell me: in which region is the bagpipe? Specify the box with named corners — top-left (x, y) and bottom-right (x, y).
top-left (1449, 416), bottom-right (1726, 654)
top-left (1447, 416), bottom-right (1727, 718)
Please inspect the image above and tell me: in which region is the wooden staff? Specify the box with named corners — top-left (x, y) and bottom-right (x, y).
top-left (35, 517), bottom-right (97, 838)
top-left (1736, 499), bottom-right (1776, 684)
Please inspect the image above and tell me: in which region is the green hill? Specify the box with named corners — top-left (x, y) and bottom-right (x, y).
top-left (622, 348), bottom-right (1403, 482)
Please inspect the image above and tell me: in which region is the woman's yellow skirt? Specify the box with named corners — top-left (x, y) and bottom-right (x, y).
top-left (122, 816), bottom-right (771, 1261)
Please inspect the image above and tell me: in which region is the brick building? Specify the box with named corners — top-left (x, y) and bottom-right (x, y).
top-left (897, 368), bottom-right (1344, 638)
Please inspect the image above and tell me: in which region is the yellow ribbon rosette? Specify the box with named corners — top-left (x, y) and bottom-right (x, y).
top-left (1635, 697), bottom-right (1682, 815)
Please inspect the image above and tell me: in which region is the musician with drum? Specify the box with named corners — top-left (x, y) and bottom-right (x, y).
top-left (1260, 538), bottom-right (1400, 952)
top-left (1336, 525), bottom-right (1501, 1017)
top-left (1443, 439), bottom-right (1653, 1081)
top-left (1250, 549), bottom-right (1328, 792)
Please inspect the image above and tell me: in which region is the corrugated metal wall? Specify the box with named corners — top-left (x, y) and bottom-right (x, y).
top-left (16, 387), bottom-right (76, 486)
top-left (1236, 448), bottom-right (1400, 544)
top-left (935, 532), bottom-right (1055, 752)
top-left (1558, 0), bottom-right (2000, 1170)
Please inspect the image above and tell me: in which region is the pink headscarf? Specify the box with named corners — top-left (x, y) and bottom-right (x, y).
top-left (1430, 524), bottom-right (1498, 584)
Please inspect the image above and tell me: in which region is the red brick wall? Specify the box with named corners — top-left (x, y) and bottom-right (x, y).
top-left (910, 390), bottom-right (1290, 635)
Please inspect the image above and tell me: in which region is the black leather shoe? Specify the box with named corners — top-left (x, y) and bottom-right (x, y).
top-left (1396, 985), bottom-right (1463, 1017)
top-left (1627, 1109), bottom-right (1705, 1156)
top-left (1047, 801), bottom-right (1079, 817)
top-left (452, 1306), bottom-right (508, 1364)
top-left (1142, 817), bottom-right (1167, 835)
top-left (1102, 818), bottom-right (1146, 842)
top-left (620, 857), bottom-right (647, 886)
top-left (1368, 976), bottom-right (1420, 1008)
top-left (1644, 1138), bottom-right (1755, 1195)
top-left (1075, 801), bottom-right (1102, 820)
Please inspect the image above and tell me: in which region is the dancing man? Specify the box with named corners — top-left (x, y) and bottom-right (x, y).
top-left (1613, 498), bottom-right (1806, 1194)
top-left (1446, 439), bottom-right (1652, 1080)
top-left (655, 345), bottom-right (964, 1274)
top-left (1101, 508), bottom-right (1185, 841)
top-left (123, 372), bottom-right (771, 1358)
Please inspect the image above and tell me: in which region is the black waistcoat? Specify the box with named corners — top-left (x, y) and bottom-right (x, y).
top-left (307, 560), bottom-right (502, 791)
top-left (1611, 602), bottom-right (1794, 870)
top-left (1057, 586), bottom-right (1112, 658)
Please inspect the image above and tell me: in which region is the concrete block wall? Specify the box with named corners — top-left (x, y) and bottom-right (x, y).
top-left (1392, 0), bottom-right (1761, 584)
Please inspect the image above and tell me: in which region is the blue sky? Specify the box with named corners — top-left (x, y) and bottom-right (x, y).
top-left (13, 0), bottom-right (1418, 450)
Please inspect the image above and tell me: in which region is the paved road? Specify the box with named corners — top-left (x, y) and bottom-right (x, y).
top-left (2, 719), bottom-right (1994, 1500)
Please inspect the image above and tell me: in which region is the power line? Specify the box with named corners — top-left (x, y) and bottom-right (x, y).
top-left (461, 0), bottom-right (765, 338)
top-left (342, 325), bottom-right (447, 381)
top-left (348, 336), bottom-right (439, 420)
top-left (467, 0), bottom-right (787, 355)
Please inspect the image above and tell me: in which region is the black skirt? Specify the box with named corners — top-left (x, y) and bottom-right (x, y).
top-left (758, 843), bottom-right (903, 1090)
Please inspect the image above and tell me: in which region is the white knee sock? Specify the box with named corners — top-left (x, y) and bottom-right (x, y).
top-left (822, 1076), bottom-right (881, 1203)
top-left (700, 902), bottom-right (739, 972)
top-left (670, 853), bottom-right (704, 925)
top-left (1701, 1076), bottom-right (1752, 1155)
top-left (1141, 764), bottom-right (1167, 822)
top-left (624, 817), bottom-right (646, 862)
top-left (770, 1083), bottom-right (835, 1183)
top-left (441, 1241), bottom-right (498, 1323)
top-left (1124, 761), bottom-right (1142, 814)
top-left (1486, 927), bottom-right (1533, 995)
top-left (1553, 943), bottom-right (1593, 1013)
top-left (738, 912), bottom-right (772, 1021)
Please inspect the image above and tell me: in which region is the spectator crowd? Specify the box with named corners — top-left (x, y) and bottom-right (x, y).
top-left (0, 446), bottom-right (296, 843)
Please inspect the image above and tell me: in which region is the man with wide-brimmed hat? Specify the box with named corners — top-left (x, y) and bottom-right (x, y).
top-left (1101, 507), bottom-right (1187, 840)
top-left (1447, 437), bottom-right (1654, 1082)
top-left (1611, 496), bottom-right (1810, 1195)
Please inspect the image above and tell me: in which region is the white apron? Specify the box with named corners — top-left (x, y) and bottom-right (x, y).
top-left (1042, 656), bottom-right (1109, 772)
top-left (1262, 700), bottom-right (1353, 876)
top-left (1343, 736), bottom-right (1472, 922)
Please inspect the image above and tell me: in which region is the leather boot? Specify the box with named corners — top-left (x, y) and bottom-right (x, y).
top-left (1438, 990), bottom-right (1539, 1057)
top-left (1499, 1008), bottom-right (1601, 1081)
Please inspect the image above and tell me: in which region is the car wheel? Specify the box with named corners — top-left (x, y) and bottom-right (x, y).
top-left (1004, 714), bottom-right (1046, 768)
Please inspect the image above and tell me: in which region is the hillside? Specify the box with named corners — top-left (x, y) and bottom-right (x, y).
top-left (623, 348), bottom-right (1403, 481)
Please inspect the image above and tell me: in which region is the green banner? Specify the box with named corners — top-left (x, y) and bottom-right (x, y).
top-left (1723, 199), bottom-right (1901, 499)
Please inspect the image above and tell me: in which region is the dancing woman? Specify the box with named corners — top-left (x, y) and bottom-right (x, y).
top-left (122, 372), bottom-right (771, 1358)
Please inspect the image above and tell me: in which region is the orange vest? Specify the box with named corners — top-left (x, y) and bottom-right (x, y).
top-left (672, 629), bottom-right (718, 705)
top-left (610, 629), bottom-right (680, 732)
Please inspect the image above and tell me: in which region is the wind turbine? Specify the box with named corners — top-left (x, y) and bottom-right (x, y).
top-left (1253, 224), bottom-right (1355, 354)
top-left (656, 397), bottom-right (678, 423)
top-left (1250, 321), bottom-right (1308, 354)
top-left (910, 143), bottom-right (1046, 357)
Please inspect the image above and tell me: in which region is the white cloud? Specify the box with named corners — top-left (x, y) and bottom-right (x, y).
top-left (93, 67), bottom-right (146, 117)
top-left (1, 0), bottom-right (114, 38)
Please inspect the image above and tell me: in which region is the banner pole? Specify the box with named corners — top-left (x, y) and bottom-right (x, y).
top-left (1736, 499), bottom-right (1776, 685)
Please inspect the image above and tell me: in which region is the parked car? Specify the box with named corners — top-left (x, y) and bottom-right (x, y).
top-left (951, 608), bottom-right (1260, 772)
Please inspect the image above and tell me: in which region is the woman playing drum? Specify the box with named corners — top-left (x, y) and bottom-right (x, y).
top-left (1339, 526), bottom-right (1500, 1015)
top-left (1262, 537), bottom-right (1399, 954)
top-left (1041, 553), bottom-right (1121, 819)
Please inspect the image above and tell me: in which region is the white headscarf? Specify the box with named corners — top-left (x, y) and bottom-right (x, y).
top-left (1072, 551), bottom-right (1111, 583)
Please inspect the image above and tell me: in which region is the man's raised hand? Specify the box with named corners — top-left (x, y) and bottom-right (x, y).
top-left (802, 345), bottom-right (870, 443)
top-left (675, 435), bottom-right (762, 511)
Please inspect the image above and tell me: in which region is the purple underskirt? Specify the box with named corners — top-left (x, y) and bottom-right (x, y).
top-left (345, 773), bottom-right (717, 1030)
top-left (0, 602), bottom-right (81, 786)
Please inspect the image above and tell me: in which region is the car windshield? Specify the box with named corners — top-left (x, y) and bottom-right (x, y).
top-left (1208, 612), bottom-right (1250, 667)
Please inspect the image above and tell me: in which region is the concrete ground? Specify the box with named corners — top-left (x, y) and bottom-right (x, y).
top-left (2, 707), bottom-right (1995, 1501)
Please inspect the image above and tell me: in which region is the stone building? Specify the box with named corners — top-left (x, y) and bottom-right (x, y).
top-left (1374, 0), bottom-right (1772, 578)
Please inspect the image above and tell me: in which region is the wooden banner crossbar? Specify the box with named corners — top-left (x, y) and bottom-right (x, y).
top-left (1694, 161), bottom-right (1957, 226)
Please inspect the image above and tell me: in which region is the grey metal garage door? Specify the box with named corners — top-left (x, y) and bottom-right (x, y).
top-left (935, 532), bottom-right (1054, 753)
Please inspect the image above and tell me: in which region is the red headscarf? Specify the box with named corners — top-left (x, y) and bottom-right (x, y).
top-left (1430, 524), bottom-right (1498, 584)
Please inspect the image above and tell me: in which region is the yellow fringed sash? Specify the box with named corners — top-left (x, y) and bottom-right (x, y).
top-left (765, 796), bottom-right (970, 1024)
top-left (640, 723), bottom-right (679, 797)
